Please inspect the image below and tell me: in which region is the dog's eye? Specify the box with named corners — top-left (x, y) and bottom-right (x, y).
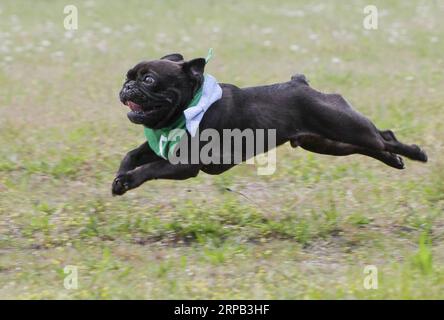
top-left (144, 75), bottom-right (155, 85)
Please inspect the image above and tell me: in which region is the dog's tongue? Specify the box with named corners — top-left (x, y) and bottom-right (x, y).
top-left (126, 101), bottom-right (143, 112)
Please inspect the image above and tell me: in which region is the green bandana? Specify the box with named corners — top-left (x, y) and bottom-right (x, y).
top-left (143, 88), bottom-right (203, 159)
top-left (143, 49), bottom-right (215, 160)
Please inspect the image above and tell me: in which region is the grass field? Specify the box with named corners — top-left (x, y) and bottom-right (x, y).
top-left (0, 0), bottom-right (443, 299)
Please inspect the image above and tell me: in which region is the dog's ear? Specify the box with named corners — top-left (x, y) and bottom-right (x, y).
top-left (160, 53), bottom-right (184, 62)
top-left (182, 58), bottom-right (206, 81)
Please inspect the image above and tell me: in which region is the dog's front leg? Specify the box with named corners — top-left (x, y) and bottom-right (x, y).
top-left (116, 142), bottom-right (160, 176)
top-left (112, 142), bottom-right (161, 195)
top-left (112, 161), bottom-right (201, 196)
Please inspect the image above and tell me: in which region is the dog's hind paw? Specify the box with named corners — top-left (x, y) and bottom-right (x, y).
top-left (385, 153), bottom-right (405, 170)
top-left (394, 154), bottom-right (405, 169)
top-left (412, 145), bottom-right (428, 162)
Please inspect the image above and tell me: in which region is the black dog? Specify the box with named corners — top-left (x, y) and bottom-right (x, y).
top-left (112, 53), bottom-right (427, 195)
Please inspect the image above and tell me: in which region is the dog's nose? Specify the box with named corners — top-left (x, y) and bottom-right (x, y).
top-left (123, 82), bottom-right (133, 93)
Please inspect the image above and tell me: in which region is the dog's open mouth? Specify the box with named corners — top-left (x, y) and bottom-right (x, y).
top-left (123, 100), bottom-right (169, 125)
top-left (126, 101), bottom-right (144, 113)
top-left (124, 100), bottom-right (163, 114)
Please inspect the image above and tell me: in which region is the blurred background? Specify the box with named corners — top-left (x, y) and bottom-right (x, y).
top-left (0, 0), bottom-right (443, 299)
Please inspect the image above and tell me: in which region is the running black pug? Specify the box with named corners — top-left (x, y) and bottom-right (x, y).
top-left (113, 53), bottom-right (428, 195)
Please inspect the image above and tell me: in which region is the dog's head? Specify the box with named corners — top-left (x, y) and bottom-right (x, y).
top-left (119, 53), bottom-right (206, 128)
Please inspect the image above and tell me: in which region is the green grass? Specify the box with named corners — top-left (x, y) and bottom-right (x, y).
top-left (0, 0), bottom-right (443, 299)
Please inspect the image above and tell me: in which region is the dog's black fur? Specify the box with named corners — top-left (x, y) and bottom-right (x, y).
top-left (112, 53), bottom-right (428, 195)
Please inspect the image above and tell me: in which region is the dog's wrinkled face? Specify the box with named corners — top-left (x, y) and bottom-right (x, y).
top-left (119, 53), bottom-right (206, 128)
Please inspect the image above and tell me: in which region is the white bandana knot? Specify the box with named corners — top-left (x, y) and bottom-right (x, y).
top-left (183, 74), bottom-right (222, 137)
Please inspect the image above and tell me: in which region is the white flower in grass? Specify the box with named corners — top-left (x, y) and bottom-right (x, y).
top-left (331, 57), bottom-right (341, 64)
top-left (311, 4), bottom-right (324, 13)
top-left (4, 56), bottom-right (13, 62)
top-left (308, 33), bottom-right (318, 41)
top-left (85, 0), bottom-right (95, 8)
top-left (123, 25), bottom-right (136, 33)
top-left (181, 35), bottom-right (191, 43)
top-left (405, 76), bottom-right (414, 81)
top-left (101, 27), bottom-right (112, 34)
top-left (41, 40), bottom-right (51, 47)
top-left (51, 51), bottom-right (64, 59)
top-left (290, 44), bottom-right (300, 52)
top-left (261, 27), bottom-right (273, 34)
top-left (263, 40), bottom-right (271, 47)
top-left (135, 41), bottom-right (146, 48)
top-left (282, 10), bottom-right (305, 17)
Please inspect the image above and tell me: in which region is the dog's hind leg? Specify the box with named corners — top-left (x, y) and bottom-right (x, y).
top-left (299, 87), bottom-right (428, 164)
top-left (379, 129), bottom-right (428, 162)
top-left (290, 132), bottom-right (405, 169)
top-left (302, 99), bottom-right (426, 163)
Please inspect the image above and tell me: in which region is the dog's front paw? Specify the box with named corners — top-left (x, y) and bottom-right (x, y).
top-left (112, 174), bottom-right (131, 196)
